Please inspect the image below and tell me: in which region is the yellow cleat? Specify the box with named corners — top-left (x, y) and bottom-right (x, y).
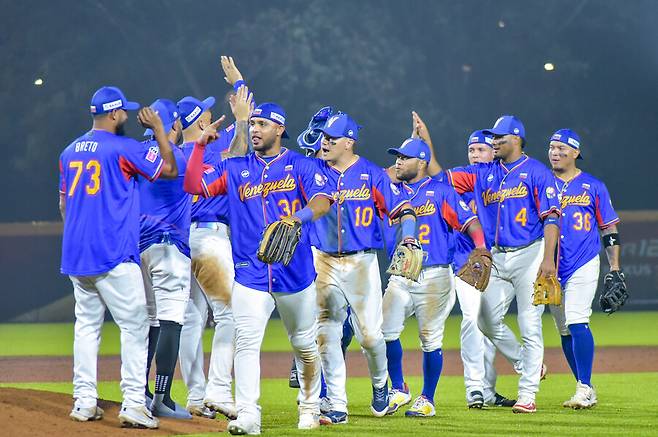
top-left (387, 383), bottom-right (412, 415)
top-left (405, 395), bottom-right (435, 417)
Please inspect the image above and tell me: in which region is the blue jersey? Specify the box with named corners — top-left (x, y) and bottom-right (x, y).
top-left (452, 191), bottom-right (482, 272)
top-left (385, 178), bottom-right (476, 266)
top-left (200, 148), bottom-right (332, 292)
top-left (555, 171), bottom-right (619, 286)
top-left (138, 142), bottom-right (191, 257)
top-left (182, 125), bottom-right (236, 224)
top-left (312, 157), bottom-right (409, 253)
top-left (447, 155), bottom-right (560, 248)
top-left (59, 130), bottom-right (164, 275)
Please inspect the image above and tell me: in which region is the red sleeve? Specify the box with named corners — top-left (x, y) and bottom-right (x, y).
top-left (204, 171), bottom-right (228, 197)
top-left (372, 186), bottom-right (388, 218)
top-left (441, 200), bottom-right (462, 230)
top-left (184, 143), bottom-right (207, 195)
top-left (447, 170), bottom-right (476, 194)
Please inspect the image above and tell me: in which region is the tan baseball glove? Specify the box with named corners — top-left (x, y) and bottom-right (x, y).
top-left (257, 216), bottom-right (302, 266)
top-left (457, 247), bottom-right (493, 292)
top-left (386, 237), bottom-right (424, 282)
top-left (532, 273), bottom-right (562, 306)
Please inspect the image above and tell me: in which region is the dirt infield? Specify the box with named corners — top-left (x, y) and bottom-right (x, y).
top-left (0, 388), bottom-right (225, 436)
top-left (2, 347), bottom-right (657, 384)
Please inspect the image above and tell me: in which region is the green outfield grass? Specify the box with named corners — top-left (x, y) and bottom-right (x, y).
top-left (1, 311), bottom-right (656, 356)
top-left (3, 373), bottom-right (658, 436)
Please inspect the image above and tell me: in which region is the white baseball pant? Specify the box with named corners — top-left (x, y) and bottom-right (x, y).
top-left (70, 262), bottom-right (148, 409)
top-left (140, 242), bottom-right (191, 325)
top-left (232, 281), bottom-right (321, 423)
top-left (179, 223), bottom-right (235, 406)
top-left (382, 266), bottom-right (456, 351)
top-left (315, 249), bottom-right (387, 413)
top-left (549, 255), bottom-right (600, 335)
top-left (478, 239), bottom-right (544, 400)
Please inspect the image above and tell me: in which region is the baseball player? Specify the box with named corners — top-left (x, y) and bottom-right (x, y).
top-left (443, 115), bottom-right (561, 413)
top-left (138, 98), bottom-right (193, 419)
top-left (546, 129), bottom-right (621, 408)
top-left (310, 112), bottom-right (417, 424)
top-left (178, 57), bottom-right (251, 420)
top-left (184, 102), bottom-right (333, 434)
top-left (383, 138), bottom-right (489, 417)
top-left (61, 86), bottom-right (177, 428)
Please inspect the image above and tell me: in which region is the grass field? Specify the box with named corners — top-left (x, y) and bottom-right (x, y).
top-left (3, 373), bottom-right (658, 436)
top-left (1, 311), bottom-right (657, 356)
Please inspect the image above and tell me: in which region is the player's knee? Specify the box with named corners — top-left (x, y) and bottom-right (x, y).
top-left (419, 332), bottom-right (442, 353)
top-left (290, 332), bottom-right (316, 354)
top-left (359, 330), bottom-right (383, 350)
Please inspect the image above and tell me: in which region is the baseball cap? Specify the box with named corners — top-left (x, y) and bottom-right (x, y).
top-left (320, 113), bottom-right (361, 141)
top-left (90, 86), bottom-right (139, 114)
top-left (483, 115), bottom-right (526, 139)
top-left (551, 128), bottom-right (583, 159)
top-left (468, 130), bottom-right (494, 147)
top-left (144, 98), bottom-right (180, 136)
top-left (178, 96), bottom-right (216, 129)
top-left (251, 102), bottom-right (289, 138)
top-left (297, 106), bottom-right (336, 152)
top-left (387, 138), bottom-right (431, 162)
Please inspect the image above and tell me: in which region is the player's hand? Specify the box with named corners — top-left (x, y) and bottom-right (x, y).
top-left (537, 257), bottom-right (557, 278)
top-left (137, 107), bottom-right (164, 133)
top-left (221, 56), bottom-right (243, 85)
top-left (411, 111), bottom-right (431, 143)
top-left (198, 115), bottom-right (226, 146)
top-left (229, 85), bottom-right (253, 122)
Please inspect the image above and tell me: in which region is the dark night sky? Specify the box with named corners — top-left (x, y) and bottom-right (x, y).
top-left (1, 0), bottom-right (657, 221)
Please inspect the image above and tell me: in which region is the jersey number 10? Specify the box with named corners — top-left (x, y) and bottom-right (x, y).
top-left (68, 160), bottom-right (101, 196)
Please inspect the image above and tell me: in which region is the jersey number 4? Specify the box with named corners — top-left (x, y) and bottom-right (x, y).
top-left (68, 160), bottom-right (101, 196)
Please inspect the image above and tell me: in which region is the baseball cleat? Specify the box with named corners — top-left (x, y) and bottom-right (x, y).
top-left (70, 405), bottom-right (104, 422)
top-left (371, 383), bottom-right (390, 417)
top-left (297, 412), bottom-right (320, 429)
top-left (540, 363), bottom-right (548, 381)
top-left (467, 390), bottom-right (484, 409)
top-left (151, 397), bottom-right (193, 419)
top-left (486, 392), bottom-right (516, 408)
top-left (118, 405), bottom-right (160, 429)
top-left (388, 382), bottom-right (412, 414)
top-left (319, 410), bottom-right (348, 425)
top-left (319, 396), bottom-right (332, 414)
top-left (512, 396), bottom-right (537, 413)
top-left (405, 395), bottom-right (436, 417)
top-left (289, 360), bottom-right (300, 389)
top-left (187, 402), bottom-right (217, 419)
top-left (205, 399), bottom-right (238, 420)
top-left (228, 418), bottom-right (261, 435)
top-left (563, 381), bottom-right (597, 409)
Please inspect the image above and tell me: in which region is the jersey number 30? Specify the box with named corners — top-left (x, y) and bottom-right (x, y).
top-left (68, 160), bottom-right (101, 196)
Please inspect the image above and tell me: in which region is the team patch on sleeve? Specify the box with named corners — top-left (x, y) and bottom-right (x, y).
top-left (145, 146), bottom-right (159, 163)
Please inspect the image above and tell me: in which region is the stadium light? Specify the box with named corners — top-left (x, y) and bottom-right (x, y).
top-left (34, 78), bottom-right (44, 86)
top-left (498, 20), bottom-right (505, 28)
top-left (544, 62), bottom-right (555, 71)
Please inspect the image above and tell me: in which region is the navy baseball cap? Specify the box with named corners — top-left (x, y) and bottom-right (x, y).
top-left (144, 98), bottom-right (180, 136)
top-left (90, 86), bottom-right (139, 114)
top-left (468, 130), bottom-right (494, 147)
top-left (551, 128), bottom-right (583, 159)
top-left (251, 102), bottom-right (289, 138)
top-left (297, 106), bottom-right (335, 152)
top-left (483, 115), bottom-right (526, 139)
top-left (321, 113), bottom-right (361, 141)
top-left (178, 96), bottom-right (216, 129)
top-left (387, 138), bottom-right (431, 162)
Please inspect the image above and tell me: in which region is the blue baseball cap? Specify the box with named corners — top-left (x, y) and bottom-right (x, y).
top-left (551, 128), bottom-right (583, 159)
top-left (144, 98), bottom-right (180, 136)
top-left (251, 102), bottom-right (289, 138)
top-left (90, 86), bottom-right (139, 114)
top-left (178, 96), bottom-right (216, 129)
top-left (468, 130), bottom-right (494, 147)
top-left (320, 113), bottom-right (361, 141)
top-left (483, 115), bottom-right (526, 139)
top-left (387, 138), bottom-right (431, 162)
top-left (297, 106), bottom-right (336, 152)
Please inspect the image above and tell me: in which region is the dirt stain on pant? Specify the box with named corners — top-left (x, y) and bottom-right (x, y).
top-left (192, 255), bottom-right (231, 305)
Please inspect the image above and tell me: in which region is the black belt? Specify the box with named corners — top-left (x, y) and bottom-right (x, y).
top-left (494, 238), bottom-right (542, 253)
top-left (325, 249), bottom-right (375, 257)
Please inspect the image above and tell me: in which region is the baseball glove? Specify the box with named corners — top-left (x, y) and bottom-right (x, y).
top-left (257, 216), bottom-right (302, 266)
top-left (532, 273), bottom-right (562, 306)
top-left (457, 247), bottom-right (493, 292)
top-left (599, 270), bottom-right (628, 314)
top-left (386, 237), bottom-right (424, 282)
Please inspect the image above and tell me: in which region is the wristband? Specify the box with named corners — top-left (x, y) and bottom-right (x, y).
top-left (294, 207), bottom-right (314, 224)
top-left (544, 216), bottom-right (559, 227)
top-left (603, 233), bottom-right (620, 247)
top-left (233, 80), bottom-right (246, 91)
top-left (400, 218), bottom-right (416, 239)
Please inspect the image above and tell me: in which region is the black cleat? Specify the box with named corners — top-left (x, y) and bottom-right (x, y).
top-left (491, 392), bottom-right (516, 407)
top-left (289, 359), bottom-right (300, 389)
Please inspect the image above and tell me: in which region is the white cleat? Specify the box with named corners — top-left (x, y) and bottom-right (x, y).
top-left (298, 412), bottom-right (320, 430)
top-left (319, 396), bottom-right (332, 414)
top-left (228, 418), bottom-right (261, 435)
top-left (118, 405), bottom-right (159, 429)
top-left (70, 405), bottom-right (104, 422)
top-left (563, 381), bottom-right (597, 409)
top-left (205, 399), bottom-right (238, 420)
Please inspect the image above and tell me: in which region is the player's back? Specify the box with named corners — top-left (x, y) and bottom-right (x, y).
top-left (60, 129), bottom-right (163, 276)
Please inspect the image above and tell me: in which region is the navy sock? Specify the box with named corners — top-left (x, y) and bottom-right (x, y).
top-left (145, 325), bottom-right (160, 398)
top-left (385, 339), bottom-right (405, 390)
top-left (320, 372), bottom-right (327, 398)
top-left (341, 319), bottom-right (354, 357)
top-left (569, 323), bottom-right (595, 386)
top-left (560, 335), bottom-right (578, 381)
top-left (421, 349), bottom-right (443, 403)
top-left (154, 320), bottom-right (182, 409)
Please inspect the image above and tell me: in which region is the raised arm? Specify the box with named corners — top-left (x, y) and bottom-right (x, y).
top-left (138, 107), bottom-right (178, 179)
top-left (411, 111), bottom-right (442, 176)
top-left (183, 116), bottom-right (226, 195)
top-left (223, 85), bottom-right (253, 159)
